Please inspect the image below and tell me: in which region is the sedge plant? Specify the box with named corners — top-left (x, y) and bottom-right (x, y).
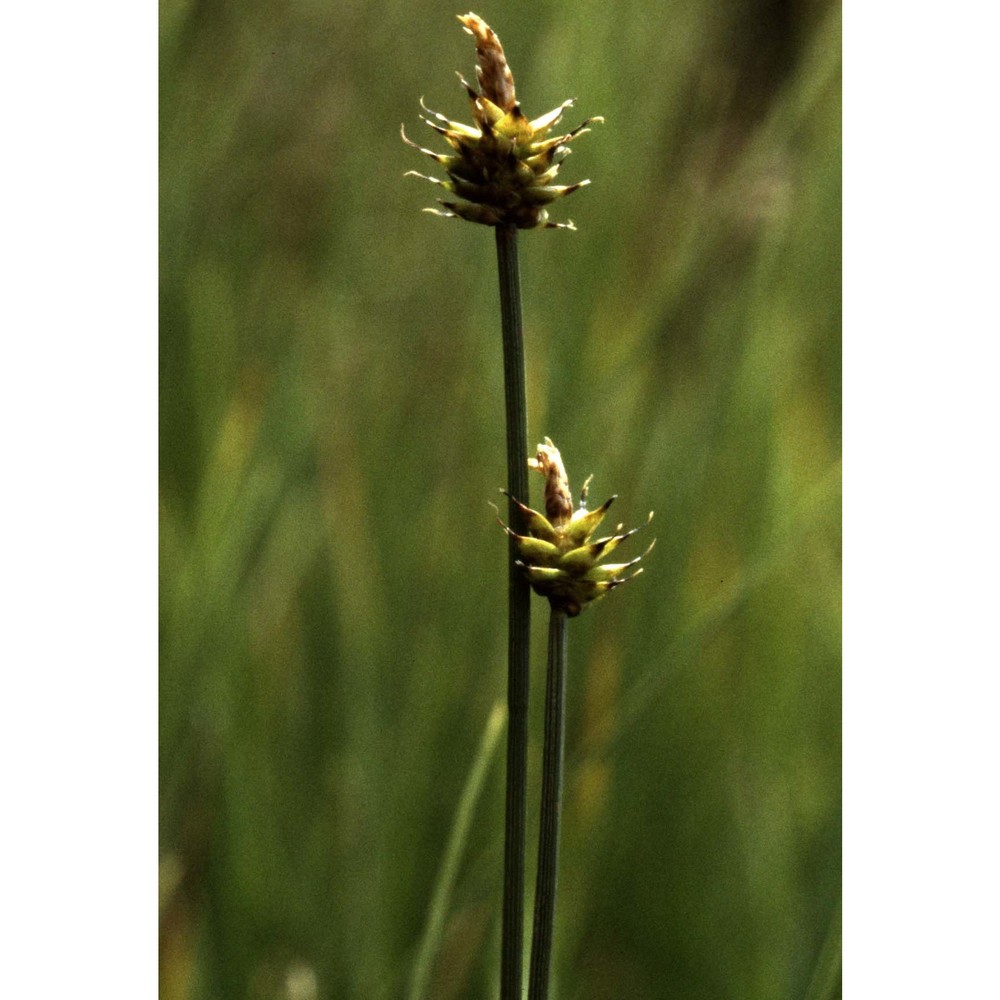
top-left (405, 14), bottom-right (654, 999)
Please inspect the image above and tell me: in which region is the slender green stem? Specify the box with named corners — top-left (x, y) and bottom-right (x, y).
top-left (495, 222), bottom-right (532, 1000)
top-left (802, 898), bottom-right (842, 1000)
top-left (527, 608), bottom-right (568, 1000)
top-left (407, 702), bottom-right (507, 1000)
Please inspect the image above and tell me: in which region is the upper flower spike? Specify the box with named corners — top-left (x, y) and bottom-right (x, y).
top-left (402, 13), bottom-right (603, 230)
top-left (498, 438), bottom-right (654, 616)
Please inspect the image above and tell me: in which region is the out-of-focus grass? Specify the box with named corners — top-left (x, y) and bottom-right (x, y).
top-left (160, 2), bottom-right (841, 998)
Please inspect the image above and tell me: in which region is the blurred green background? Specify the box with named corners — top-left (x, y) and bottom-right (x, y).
top-left (160, 0), bottom-right (841, 997)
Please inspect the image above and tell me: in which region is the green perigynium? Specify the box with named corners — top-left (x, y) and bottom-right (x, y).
top-left (402, 13), bottom-right (603, 230)
top-left (500, 438), bottom-right (654, 617)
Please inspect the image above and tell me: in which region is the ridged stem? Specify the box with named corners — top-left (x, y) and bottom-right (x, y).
top-left (527, 608), bottom-right (568, 1000)
top-left (495, 223), bottom-right (532, 1000)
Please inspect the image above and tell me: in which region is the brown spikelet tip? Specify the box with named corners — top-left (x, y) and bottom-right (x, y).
top-left (457, 12), bottom-right (517, 112)
top-left (529, 437), bottom-right (574, 527)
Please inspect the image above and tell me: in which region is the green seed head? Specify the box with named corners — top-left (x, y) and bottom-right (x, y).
top-left (402, 13), bottom-right (603, 230)
top-left (499, 438), bottom-right (654, 616)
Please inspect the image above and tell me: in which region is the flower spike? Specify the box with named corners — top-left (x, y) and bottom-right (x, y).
top-left (498, 438), bottom-right (654, 616)
top-left (403, 13), bottom-right (603, 230)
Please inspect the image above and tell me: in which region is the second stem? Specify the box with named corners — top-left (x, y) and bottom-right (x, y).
top-left (528, 607), bottom-right (568, 1000)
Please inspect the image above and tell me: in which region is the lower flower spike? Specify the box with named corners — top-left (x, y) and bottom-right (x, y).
top-left (498, 438), bottom-right (654, 616)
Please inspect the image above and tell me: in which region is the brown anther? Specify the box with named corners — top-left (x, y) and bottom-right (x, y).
top-left (529, 437), bottom-right (574, 527)
top-left (457, 13), bottom-right (517, 112)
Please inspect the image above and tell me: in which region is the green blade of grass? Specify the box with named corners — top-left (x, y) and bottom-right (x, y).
top-left (802, 898), bottom-right (841, 1000)
top-left (407, 701), bottom-right (508, 1000)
